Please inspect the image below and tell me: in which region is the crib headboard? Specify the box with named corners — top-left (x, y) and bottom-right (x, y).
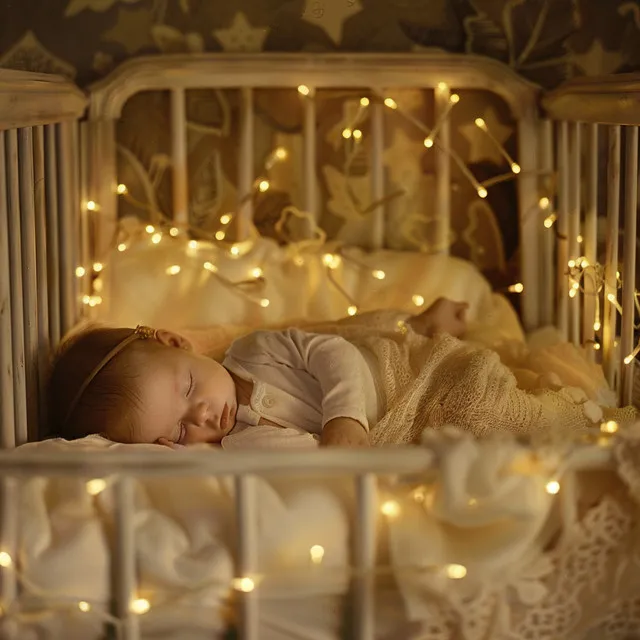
top-left (0, 70), bottom-right (87, 445)
top-left (85, 52), bottom-right (542, 329)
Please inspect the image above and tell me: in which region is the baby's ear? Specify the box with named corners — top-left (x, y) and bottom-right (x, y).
top-left (155, 329), bottom-right (193, 351)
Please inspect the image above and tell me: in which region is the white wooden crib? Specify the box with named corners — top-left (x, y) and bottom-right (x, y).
top-left (1, 53), bottom-right (640, 640)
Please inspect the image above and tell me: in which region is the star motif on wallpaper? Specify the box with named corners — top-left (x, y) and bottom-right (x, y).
top-left (459, 105), bottom-right (511, 166)
top-left (0, 31), bottom-right (76, 78)
top-left (301, 0), bottom-right (362, 45)
top-left (572, 39), bottom-right (624, 76)
top-left (103, 7), bottom-right (155, 55)
top-left (382, 127), bottom-right (425, 186)
top-left (213, 12), bottom-right (269, 52)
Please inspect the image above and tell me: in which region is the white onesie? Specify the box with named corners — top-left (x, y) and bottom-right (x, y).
top-left (220, 328), bottom-right (381, 449)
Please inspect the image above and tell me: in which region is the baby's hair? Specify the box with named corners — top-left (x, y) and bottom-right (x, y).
top-left (47, 322), bottom-right (158, 442)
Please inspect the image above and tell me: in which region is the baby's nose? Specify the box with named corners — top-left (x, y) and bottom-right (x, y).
top-left (189, 401), bottom-right (209, 426)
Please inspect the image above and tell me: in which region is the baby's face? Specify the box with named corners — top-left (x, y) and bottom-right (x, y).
top-left (126, 346), bottom-right (238, 446)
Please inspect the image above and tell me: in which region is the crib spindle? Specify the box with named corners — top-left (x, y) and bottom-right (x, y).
top-left (370, 100), bottom-right (385, 250)
top-left (353, 473), bottom-right (377, 640)
top-left (44, 124), bottom-right (61, 347)
top-left (18, 127), bottom-right (40, 441)
top-left (0, 131), bottom-right (16, 450)
top-left (33, 126), bottom-right (50, 432)
top-left (79, 122), bottom-right (91, 310)
top-left (303, 87), bottom-right (317, 219)
top-left (620, 126), bottom-right (638, 406)
top-left (114, 475), bottom-right (139, 640)
top-left (235, 475), bottom-right (259, 639)
top-left (238, 87), bottom-right (254, 243)
top-left (556, 121), bottom-right (570, 341)
top-left (583, 124), bottom-right (598, 357)
top-left (171, 88), bottom-right (189, 227)
top-left (568, 122), bottom-right (581, 346)
top-left (539, 119), bottom-right (554, 325)
top-left (434, 84), bottom-right (451, 255)
top-left (5, 130), bottom-right (28, 447)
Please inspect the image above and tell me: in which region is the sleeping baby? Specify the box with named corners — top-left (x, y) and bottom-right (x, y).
top-left (48, 298), bottom-right (636, 449)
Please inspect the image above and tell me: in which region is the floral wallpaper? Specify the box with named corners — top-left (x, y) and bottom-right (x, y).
top-left (1, 0), bottom-right (639, 284)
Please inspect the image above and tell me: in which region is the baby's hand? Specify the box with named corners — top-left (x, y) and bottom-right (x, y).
top-left (408, 297), bottom-right (468, 338)
top-left (321, 418), bottom-right (370, 447)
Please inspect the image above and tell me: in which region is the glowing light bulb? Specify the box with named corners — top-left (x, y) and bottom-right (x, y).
top-left (449, 93), bottom-right (460, 104)
top-left (151, 233), bottom-right (162, 244)
top-left (353, 129), bottom-right (363, 140)
top-left (116, 184), bottom-right (128, 195)
top-left (372, 269), bottom-right (386, 280)
top-left (601, 420), bottom-right (619, 434)
top-left (446, 563), bottom-right (467, 579)
top-left (82, 295), bottom-right (91, 305)
top-left (86, 479), bottom-right (107, 495)
top-left (251, 267), bottom-right (263, 279)
top-left (230, 245), bottom-right (240, 256)
top-left (78, 601), bottom-right (91, 612)
top-left (145, 225), bottom-right (155, 234)
top-left (75, 266), bottom-right (86, 277)
top-left (347, 305), bottom-right (358, 316)
top-left (545, 480), bottom-right (560, 495)
top-left (508, 282), bottom-right (524, 293)
top-left (297, 85), bottom-right (310, 96)
top-left (0, 552), bottom-right (12, 567)
top-left (477, 187), bottom-right (488, 199)
top-left (360, 97), bottom-right (370, 106)
top-left (569, 288), bottom-right (577, 298)
top-left (322, 253), bottom-right (342, 269)
top-left (607, 293), bottom-right (617, 303)
top-left (203, 261), bottom-right (217, 273)
top-left (594, 321), bottom-right (601, 331)
top-left (260, 298), bottom-right (270, 308)
top-left (258, 180), bottom-right (270, 192)
top-left (474, 118), bottom-right (487, 129)
top-left (274, 147), bottom-right (287, 160)
top-left (380, 500), bottom-right (400, 517)
top-left (424, 137), bottom-right (434, 148)
top-left (93, 262), bottom-right (103, 273)
top-left (233, 577), bottom-right (255, 593)
top-left (166, 265), bottom-right (181, 275)
top-left (130, 598), bottom-right (150, 615)
top-left (511, 163), bottom-right (521, 174)
top-left (188, 240), bottom-right (198, 249)
top-left (384, 98), bottom-right (397, 109)
top-left (309, 545), bottom-right (325, 564)
top-left (616, 271), bottom-right (621, 279)
top-left (624, 354), bottom-right (635, 365)
top-left (117, 243), bottom-right (127, 252)
top-left (544, 214), bottom-right (557, 228)
top-left (220, 214), bottom-right (232, 225)
top-left (86, 201), bottom-right (97, 211)
top-left (568, 259), bottom-right (576, 269)
top-left (437, 82), bottom-right (447, 91)
top-left (169, 227), bottom-right (179, 237)
top-left (412, 294), bottom-right (425, 307)
top-left (572, 282), bottom-right (580, 290)
top-left (342, 128), bottom-right (352, 139)
top-left (593, 342), bottom-right (601, 350)
top-left (539, 197), bottom-right (550, 209)
top-left (215, 230), bottom-right (226, 241)
top-left (577, 235), bottom-right (584, 243)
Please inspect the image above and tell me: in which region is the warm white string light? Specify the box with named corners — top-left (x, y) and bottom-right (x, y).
top-left (474, 118), bottom-right (520, 173)
top-left (423, 93), bottom-right (459, 149)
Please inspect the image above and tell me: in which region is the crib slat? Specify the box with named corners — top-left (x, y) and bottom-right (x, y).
top-left (238, 87), bottom-right (254, 243)
top-left (539, 119), bottom-right (554, 325)
top-left (583, 124), bottom-right (598, 357)
top-left (33, 126), bottom-right (50, 433)
top-left (556, 121), bottom-right (569, 341)
top-left (620, 126), bottom-right (638, 406)
top-left (568, 122), bottom-right (581, 346)
top-left (434, 85), bottom-right (451, 255)
top-left (79, 122), bottom-right (90, 311)
top-left (0, 131), bottom-right (16, 450)
top-left (18, 127), bottom-right (39, 441)
top-left (303, 88), bottom-right (317, 219)
top-left (236, 475), bottom-right (259, 639)
top-left (115, 475), bottom-right (139, 640)
top-left (45, 124), bottom-right (61, 347)
top-left (603, 126), bottom-right (621, 389)
top-left (5, 129), bottom-right (28, 447)
top-left (370, 100), bottom-right (385, 250)
top-left (57, 122), bottom-right (76, 336)
top-left (353, 473), bottom-right (377, 640)
top-left (171, 88), bottom-right (189, 227)
top-left (0, 477), bottom-right (19, 640)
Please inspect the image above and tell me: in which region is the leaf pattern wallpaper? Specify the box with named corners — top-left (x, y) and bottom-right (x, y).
top-left (1, 0), bottom-right (639, 282)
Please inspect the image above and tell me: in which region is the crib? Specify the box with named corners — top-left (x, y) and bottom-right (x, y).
top-left (1, 53), bottom-right (640, 639)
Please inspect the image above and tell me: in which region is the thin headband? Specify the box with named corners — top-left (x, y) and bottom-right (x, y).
top-left (63, 324), bottom-right (157, 428)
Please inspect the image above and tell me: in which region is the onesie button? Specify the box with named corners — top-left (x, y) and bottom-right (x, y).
top-left (262, 395), bottom-right (275, 409)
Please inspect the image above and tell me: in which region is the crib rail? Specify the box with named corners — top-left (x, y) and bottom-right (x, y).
top-left (542, 73), bottom-right (640, 406)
